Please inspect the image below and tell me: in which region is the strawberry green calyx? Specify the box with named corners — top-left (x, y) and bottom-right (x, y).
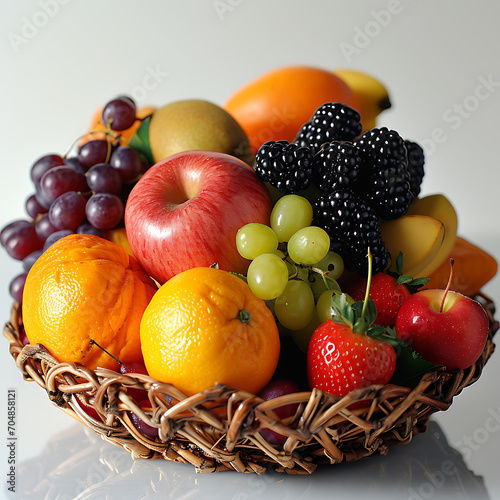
top-left (330, 248), bottom-right (401, 348)
top-left (330, 293), bottom-right (401, 348)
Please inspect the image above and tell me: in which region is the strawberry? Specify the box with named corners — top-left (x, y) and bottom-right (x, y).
top-left (307, 293), bottom-right (397, 397)
top-left (347, 273), bottom-right (410, 327)
top-left (346, 255), bottom-right (429, 327)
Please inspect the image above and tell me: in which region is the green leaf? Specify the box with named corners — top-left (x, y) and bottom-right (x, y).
top-left (350, 300), bottom-right (364, 318)
top-left (129, 115), bottom-right (154, 166)
top-left (364, 298), bottom-right (378, 324)
top-left (390, 340), bottom-right (444, 387)
top-left (331, 293), bottom-right (353, 327)
top-left (395, 251), bottom-right (404, 275)
top-left (408, 277), bottom-right (431, 289)
top-left (396, 275), bottom-right (414, 285)
top-left (367, 325), bottom-right (400, 347)
top-left (366, 324), bottom-right (387, 340)
top-left (352, 317), bottom-right (366, 334)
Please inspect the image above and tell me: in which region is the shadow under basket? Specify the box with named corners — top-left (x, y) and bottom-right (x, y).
top-left (4, 295), bottom-right (499, 475)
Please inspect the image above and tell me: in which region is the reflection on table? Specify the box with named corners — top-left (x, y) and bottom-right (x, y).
top-left (17, 419), bottom-right (489, 500)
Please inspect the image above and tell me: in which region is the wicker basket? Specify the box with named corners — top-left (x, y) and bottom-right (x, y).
top-left (4, 295), bottom-right (498, 475)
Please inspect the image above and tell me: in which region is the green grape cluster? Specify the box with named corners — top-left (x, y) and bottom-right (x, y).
top-left (236, 194), bottom-right (353, 345)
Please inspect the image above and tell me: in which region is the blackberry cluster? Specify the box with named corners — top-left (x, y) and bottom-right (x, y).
top-left (405, 139), bottom-right (425, 197)
top-left (255, 140), bottom-right (313, 193)
top-left (295, 103), bottom-right (362, 154)
top-left (313, 141), bottom-right (362, 194)
top-left (253, 105), bottom-right (425, 274)
top-left (353, 127), bottom-right (413, 220)
top-left (313, 190), bottom-right (388, 274)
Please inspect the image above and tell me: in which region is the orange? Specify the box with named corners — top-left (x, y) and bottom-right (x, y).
top-left (223, 66), bottom-right (359, 154)
top-left (79, 105), bottom-right (155, 146)
top-left (22, 234), bottom-right (158, 371)
top-left (140, 267), bottom-right (280, 396)
top-left (424, 236), bottom-right (498, 297)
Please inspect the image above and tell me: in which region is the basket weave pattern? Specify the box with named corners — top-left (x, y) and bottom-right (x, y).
top-left (4, 296), bottom-right (498, 474)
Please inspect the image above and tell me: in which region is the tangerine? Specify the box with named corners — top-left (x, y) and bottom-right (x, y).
top-left (140, 267), bottom-right (280, 396)
top-left (223, 66), bottom-right (358, 154)
top-left (22, 234), bottom-right (158, 371)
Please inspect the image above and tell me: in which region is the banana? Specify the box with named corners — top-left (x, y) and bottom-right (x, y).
top-left (333, 69), bottom-right (391, 131)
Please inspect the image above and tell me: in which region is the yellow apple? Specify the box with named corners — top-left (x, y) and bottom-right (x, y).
top-left (381, 215), bottom-right (445, 277)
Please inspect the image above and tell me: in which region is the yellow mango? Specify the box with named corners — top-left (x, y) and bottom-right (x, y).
top-left (381, 215), bottom-right (445, 278)
top-left (405, 194), bottom-right (458, 276)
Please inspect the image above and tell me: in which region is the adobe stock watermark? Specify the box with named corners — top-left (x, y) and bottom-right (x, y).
top-left (340, 0), bottom-right (408, 63)
top-left (128, 65), bottom-right (169, 104)
top-left (213, 0), bottom-right (244, 21)
top-left (419, 74), bottom-right (499, 156)
top-left (6, 389), bottom-right (17, 494)
top-left (7, 0), bottom-right (72, 54)
top-left (407, 407), bottom-right (500, 499)
top-left (407, 457), bottom-right (459, 500)
top-left (454, 406), bottom-right (500, 462)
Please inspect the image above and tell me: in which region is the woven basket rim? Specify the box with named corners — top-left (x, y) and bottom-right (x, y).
top-left (4, 294), bottom-right (498, 474)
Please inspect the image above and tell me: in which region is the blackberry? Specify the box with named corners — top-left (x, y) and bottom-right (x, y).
top-left (353, 127), bottom-right (413, 220)
top-left (312, 141), bottom-right (362, 194)
top-left (313, 190), bottom-right (387, 274)
top-left (255, 140), bottom-right (313, 193)
top-left (405, 139), bottom-right (425, 197)
top-left (295, 103), bottom-right (362, 154)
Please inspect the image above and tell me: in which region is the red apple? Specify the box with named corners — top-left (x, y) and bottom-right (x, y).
top-left (124, 151), bottom-right (272, 284)
top-left (395, 289), bottom-right (490, 370)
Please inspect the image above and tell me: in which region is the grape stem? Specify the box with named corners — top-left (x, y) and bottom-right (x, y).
top-left (283, 256), bottom-right (302, 280)
top-left (104, 121), bottom-right (118, 163)
top-left (311, 266), bottom-right (338, 290)
top-left (63, 125), bottom-right (121, 159)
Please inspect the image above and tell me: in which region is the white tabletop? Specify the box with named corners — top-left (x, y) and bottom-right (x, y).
top-left (1, 1), bottom-right (500, 498)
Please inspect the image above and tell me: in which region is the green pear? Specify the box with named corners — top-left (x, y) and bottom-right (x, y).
top-left (149, 99), bottom-right (253, 165)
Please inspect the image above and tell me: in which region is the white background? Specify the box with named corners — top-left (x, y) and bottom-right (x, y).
top-left (1, 1), bottom-right (499, 499)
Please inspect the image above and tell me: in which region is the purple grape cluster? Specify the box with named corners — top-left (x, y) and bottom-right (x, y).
top-left (1, 96), bottom-right (151, 302)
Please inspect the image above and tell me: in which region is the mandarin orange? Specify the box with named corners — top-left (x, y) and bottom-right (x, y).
top-left (140, 266), bottom-right (280, 396)
top-left (22, 234), bottom-right (157, 371)
top-left (223, 66), bottom-right (358, 154)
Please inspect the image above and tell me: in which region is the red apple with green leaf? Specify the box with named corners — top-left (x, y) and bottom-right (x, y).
top-left (395, 288), bottom-right (489, 370)
top-left (125, 151), bottom-right (272, 284)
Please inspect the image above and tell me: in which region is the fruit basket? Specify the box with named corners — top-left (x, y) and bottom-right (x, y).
top-left (4, 296), bottom-right (497, 474)
top-left (2, 69), bottom-right (499, 475)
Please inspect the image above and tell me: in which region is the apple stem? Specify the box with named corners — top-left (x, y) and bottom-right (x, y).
top-left (361, 247), bottom-right (373, 320)
top-left (440, 258), bottom-right (455, 313)
top-left (238, 310), bottom-right (251, 323)
top-left (89, 339), bottom-right (122, 364)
